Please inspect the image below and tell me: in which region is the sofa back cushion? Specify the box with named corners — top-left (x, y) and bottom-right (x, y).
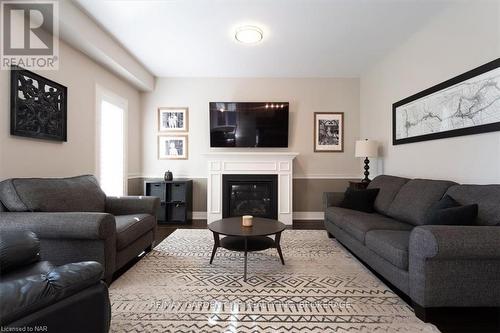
top-left (340, 188), bottom-right (380, 213)
top-left (367, 175), bottom-right (409, 215)
top-left (0, 175), bottom-right (106, 212)
top-left (445, 184), bottom-right (500, 226)
top-left (387, 179), bottom-right (456, 225)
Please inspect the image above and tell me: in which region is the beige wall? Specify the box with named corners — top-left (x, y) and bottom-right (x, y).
top-left (360, 1), bottom-right (500, 184)
top-left (140, 78), bottom-right (361, 215)
top-left (141, 78), bottom-right (361, 179)
top-left (129, 177), bottom-right (354, 213)
top-left (0, 40), bottom-right (142, 182)
top-left (293, 178), bottom-right (355, 211)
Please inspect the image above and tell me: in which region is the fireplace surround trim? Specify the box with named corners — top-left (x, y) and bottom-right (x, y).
top-left (204, 152), bottom-right (299, 225)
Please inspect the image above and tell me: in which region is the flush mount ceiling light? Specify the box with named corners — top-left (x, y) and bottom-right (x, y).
top-left (235, 25), bottom-right (263, 44)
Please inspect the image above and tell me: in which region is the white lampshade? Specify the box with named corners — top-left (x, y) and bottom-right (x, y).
top-left (355, 139), bottom-right (378, 158)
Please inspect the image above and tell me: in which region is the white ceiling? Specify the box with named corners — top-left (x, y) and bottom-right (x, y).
top-left (76, 0), bottom-right (451, 78)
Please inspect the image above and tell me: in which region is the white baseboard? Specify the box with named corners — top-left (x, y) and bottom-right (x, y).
top-left (192, 211), bottom-right (324, 221)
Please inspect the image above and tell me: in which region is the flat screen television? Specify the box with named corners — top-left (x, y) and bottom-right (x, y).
top-left (209, 102), bottom-right (289, 147)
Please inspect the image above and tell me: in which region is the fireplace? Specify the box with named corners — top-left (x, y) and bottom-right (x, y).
top-left (222, 174), bottom-right (278, 219)
top-left (205, 152), bottom-right (298, 224)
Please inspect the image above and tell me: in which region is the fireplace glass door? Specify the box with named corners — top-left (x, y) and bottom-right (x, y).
top-left (222, 174), bottom-right (278, 219)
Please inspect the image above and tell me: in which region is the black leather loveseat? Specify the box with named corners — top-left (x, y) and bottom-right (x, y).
top-left (0, 231), bottom-right (111, 333)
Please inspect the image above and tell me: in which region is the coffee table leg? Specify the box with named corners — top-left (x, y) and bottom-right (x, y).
top-left (209, 232), bottom-right (220, 264)
top-left (275, 232), bottom-right (285, 265)
top-left (244, 237), bottom-right (248, 282)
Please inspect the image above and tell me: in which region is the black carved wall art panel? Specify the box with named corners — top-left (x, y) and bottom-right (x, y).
top-left (10, 66), bottom-right (67, 141)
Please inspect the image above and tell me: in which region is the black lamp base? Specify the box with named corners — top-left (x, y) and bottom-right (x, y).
top-left (361, 157), bottom-right (371, 183)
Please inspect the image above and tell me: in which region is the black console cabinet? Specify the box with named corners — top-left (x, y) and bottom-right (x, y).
top-left (144, 179), bottom-right (193, 224)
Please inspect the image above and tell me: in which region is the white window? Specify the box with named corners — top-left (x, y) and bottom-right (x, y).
top-left (96, 86), bottom-right (127, 196)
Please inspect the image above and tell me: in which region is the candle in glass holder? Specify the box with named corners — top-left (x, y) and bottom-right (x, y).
top-left (242, 215), bottom-right (253, 227)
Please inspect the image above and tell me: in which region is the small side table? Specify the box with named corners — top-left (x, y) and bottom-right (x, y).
top-left (349, 181), bottom-right (369, 190)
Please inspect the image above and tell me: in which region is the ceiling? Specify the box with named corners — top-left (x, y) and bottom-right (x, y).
top-left (75, 0), bottom-right (451, 78)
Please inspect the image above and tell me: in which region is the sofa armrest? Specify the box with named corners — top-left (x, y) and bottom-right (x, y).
top-left (45, 261), bottom-right (104, 292)
top-left (409, 225), bottom-right (500, 308)
top-left (322, 192), bottom-right (345, 211)
top-left (0, 212), bottom-right (115, 240)
top-left (410, 225), bottom-right (500, 260)
top-left (0, 261), bottom-right (103, 325)
top-left (105, 196), bottom-right (160, 216)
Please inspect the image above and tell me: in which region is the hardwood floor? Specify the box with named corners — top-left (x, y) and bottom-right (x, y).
top-left (116, 220), bottom-right (498, 333)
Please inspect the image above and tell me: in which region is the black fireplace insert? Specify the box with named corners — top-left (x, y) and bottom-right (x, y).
top-left (222, 174), bottom-right (278, 219)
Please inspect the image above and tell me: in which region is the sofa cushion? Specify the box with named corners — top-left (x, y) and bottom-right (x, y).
top-left (365, 230), bottom-right (410, 270)
top-left (339, 188), bottom-right (380, 213)
top-left (426, 195), bottom-right (478, 226)
top-left (0, 175), bottom-right (106, 212)
top-left (445, 184), bottom-right (500, 226)
top-left (430, 194), bottom-right (460, 210)
top-left (387, 179), bottom-right (456, 225)
top-left (0, 231), bottom-right (40, 271)
top-left (325, 207), bottom-right (413, 243)
top-left (367, 175), bottom-right (409, 215)
top-left (115, 214), bottom-right (155, 250)
top-left (0, 180), bottom-right (28, 212)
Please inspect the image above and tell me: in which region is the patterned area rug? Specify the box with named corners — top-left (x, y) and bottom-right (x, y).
top-left (110, 229), bottom-right (440, 332)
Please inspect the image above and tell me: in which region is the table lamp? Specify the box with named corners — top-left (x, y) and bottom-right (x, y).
top-left (355, 139), bottom-right (378, 183)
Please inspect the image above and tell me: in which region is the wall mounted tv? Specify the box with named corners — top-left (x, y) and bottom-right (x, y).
top-left (209, 102), bottom-right (289, 148)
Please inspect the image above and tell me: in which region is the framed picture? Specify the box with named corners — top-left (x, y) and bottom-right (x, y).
top-left (11, 65), bottom-right (67, 141)
top-left (158, 135), bottom-right (188, 160)
top-left (314, 112), bottom-right (344, 152)
top-left (393, 58), bottom-right (500, 145)
top-left (158, 107), bottom-right (188, 132)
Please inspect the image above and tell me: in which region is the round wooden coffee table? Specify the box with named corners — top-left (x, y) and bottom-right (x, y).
top-left (208, 217), bottom-right (286, 281)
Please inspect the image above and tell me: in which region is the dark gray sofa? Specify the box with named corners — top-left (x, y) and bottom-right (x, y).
top-left (324, 175), bottom-right (500, 320)
top-left (0, 175), bottom-right (160, 284)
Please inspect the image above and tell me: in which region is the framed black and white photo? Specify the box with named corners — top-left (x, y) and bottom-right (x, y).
top-left (158, 135), bottom-right (188, 160)
top-left (158, 107), bottom-right (188, 132)
top-left (393, 58), bottom-right (500, 145)
top-left (11, 66), bottom-right (67, 141)
top-left (314, 112), bottom-right (344, 152)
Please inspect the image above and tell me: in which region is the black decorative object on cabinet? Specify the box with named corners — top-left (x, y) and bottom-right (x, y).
top-left (10, 66), bottom-right (67, 141)
top-left (144, 179), bottom-right (193, 224)
top-left (164, 170), bottom-right (173, 181)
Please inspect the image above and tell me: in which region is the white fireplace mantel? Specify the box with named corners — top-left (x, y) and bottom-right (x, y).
top-left (204, 152), bottom-right (299, 225)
